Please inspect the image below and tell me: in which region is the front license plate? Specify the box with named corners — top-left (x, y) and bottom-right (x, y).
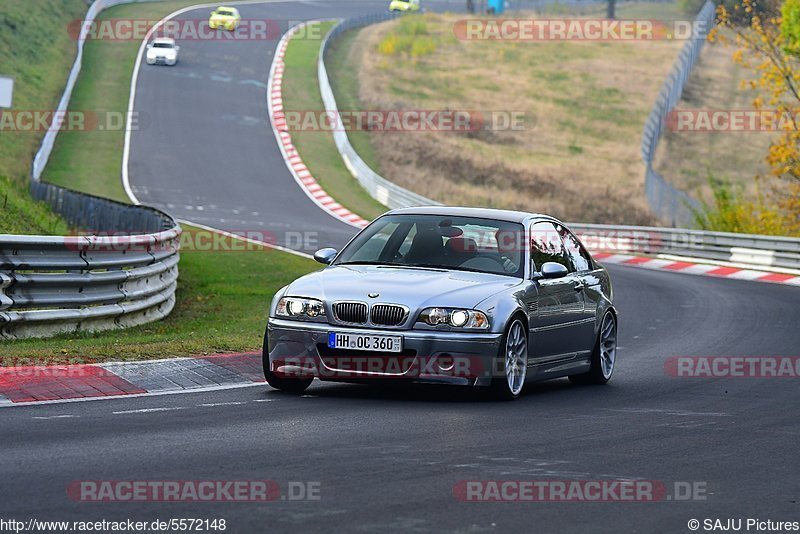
top-left (328, 332), bottom-right (403, 353)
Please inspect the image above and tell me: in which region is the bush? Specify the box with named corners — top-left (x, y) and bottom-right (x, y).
top-left (693, 176), bottom-right (797, 236)
top-left (397, 16), bottom-right (428, 36)
top-left (378, 33), bottom-right (399, 55)
top-left (378, 18), bottom-right (436, 58)
top-left (410, 36), bottom-right (436, 57)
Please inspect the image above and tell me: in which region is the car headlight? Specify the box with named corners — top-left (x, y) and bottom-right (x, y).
top-left (276, 297), bottom-right (325, 319)
top-left (418, 308), bottom-right (489, 329)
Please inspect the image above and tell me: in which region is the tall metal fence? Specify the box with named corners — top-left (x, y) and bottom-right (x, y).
top-left (2, 0), bottom-right (180, 340)
top-left (641, 0), bottom-right (716, 226)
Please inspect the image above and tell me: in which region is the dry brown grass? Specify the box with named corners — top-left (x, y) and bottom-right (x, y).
top-left (653, 35), bottom-right (775, 201)
top-left (346, 12), bottom-right (688, 224)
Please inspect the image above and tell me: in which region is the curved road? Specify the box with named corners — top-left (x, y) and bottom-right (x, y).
top-left (128, 0), bottom-right (460, 252)
top-left (2, 1), bottom-right (799, 532)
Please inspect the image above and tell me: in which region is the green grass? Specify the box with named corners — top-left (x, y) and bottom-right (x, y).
top-left (43, 0), bottom-right (210, 202)
top-left (0, 1), bottom-right (321, 361)
top-left (283, 21), bottom-right (387, 221)
top-left (316, 11), bottom-right (684, 224)
top-left (0, 176), bottom-right (69, 235)
top-left (0, 0), bottom-right (88, 233)
top-left (326, 29), bottom-right (384, 174)
top-left (0, 0), bottom-right (88, 185)
top-left (0, 231), bottom-right (318, 361)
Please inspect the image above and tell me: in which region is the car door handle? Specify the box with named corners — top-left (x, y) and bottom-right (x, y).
top-left (573, 280), bottom-right (585, 291)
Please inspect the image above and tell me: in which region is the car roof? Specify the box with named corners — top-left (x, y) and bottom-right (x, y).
top-left (385, 206), bottom-right (561, 225)
top-left (152, 37), bottom-right (176, 45)
top-left (216, 6), bottom-right (238, 10)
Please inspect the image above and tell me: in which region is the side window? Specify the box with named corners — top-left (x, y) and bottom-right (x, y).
top-left (559, 227), bottom-right (592, 273)
top-left (530, 221), bottom-right (568, 271)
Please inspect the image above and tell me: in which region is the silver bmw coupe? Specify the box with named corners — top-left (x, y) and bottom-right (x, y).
top-left (264, 207), bottom-right (617, 399)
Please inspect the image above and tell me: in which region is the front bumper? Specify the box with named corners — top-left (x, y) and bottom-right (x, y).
top-left (147, 57), bottom-right (176, 65)
top-left (210, 20), bottom-right (236, 30)
top-left (267, 318), bottom-right (502, 386)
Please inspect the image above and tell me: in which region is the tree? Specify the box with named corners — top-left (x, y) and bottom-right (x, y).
top-left (713, 0), bottom-right (800, 231)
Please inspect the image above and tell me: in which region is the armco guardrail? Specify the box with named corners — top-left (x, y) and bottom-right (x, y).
top-left (641, 0), bottom-right (715, 227)
top-left (2, 0), bottom-right (181, 340)
top-left (320, 13), bottom-right (442, 210)
top-left (2, 184), bottom-right (180, 340)
top-left (570, 223), bottom-right (800, 272)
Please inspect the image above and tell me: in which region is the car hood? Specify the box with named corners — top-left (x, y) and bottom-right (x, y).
top-left (285, 264), bottom-right (521, 310)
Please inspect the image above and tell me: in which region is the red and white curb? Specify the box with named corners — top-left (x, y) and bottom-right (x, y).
top-left (268, 22), bottom-right (369, 229)
top-left (0, 353), bottom-right (264, 406)
top-left (593, 252), bottom-right (800, 286)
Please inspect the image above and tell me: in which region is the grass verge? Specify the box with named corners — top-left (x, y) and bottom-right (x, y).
top-left (653, 34), bottom-right (774, 202)
top-left (0, 232), bottom-right (317, 361)
top-left (323, 8), bottom-right (692, 224)
top-left (326, 28), bottom-right (384, 174)
top-left (0, 0), bottom-right (88, 234)
top-left (1, 1), bottom-right (320, 361)
top-left (42, 0), bottom-right (212, 202)
top-left (282, 21), bottom-right (387, 221)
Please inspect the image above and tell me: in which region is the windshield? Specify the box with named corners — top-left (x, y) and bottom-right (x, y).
top-left (152, 42), bottom-right (174, 49)
top-left (217, 9), bottom-right (234, 15)
top-left (334, 214), bottom-right (525, 277)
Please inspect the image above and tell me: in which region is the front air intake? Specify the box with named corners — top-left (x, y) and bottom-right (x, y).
top-left (370, 304), bottom-right (407, 326)
top-left (333, 302), bottom-right (368, 324)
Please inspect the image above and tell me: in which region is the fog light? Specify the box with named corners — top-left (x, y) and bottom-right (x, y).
top-left (437, 354), bottom-right (455, 372)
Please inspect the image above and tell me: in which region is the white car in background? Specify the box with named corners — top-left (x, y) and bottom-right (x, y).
top-left (146, 38), bottom-right (180, 66)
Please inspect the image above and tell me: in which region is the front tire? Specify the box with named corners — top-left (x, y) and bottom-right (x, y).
top-left (569, 311), bottom-right (617, 385)
top-left (262, 331), bottom-right (313, 394)
top-left (489, 318), bottom-right (528, 400)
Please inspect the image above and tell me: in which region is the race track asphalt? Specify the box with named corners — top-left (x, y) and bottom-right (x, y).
top-left (3, 265), bottom-right (799, 532)
top-left (2, 1), bottom-right (799, 532)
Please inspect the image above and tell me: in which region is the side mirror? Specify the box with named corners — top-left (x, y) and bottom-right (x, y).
top-left (174, 45), bottom-right (180, 52)
top-left (146, 43), bottom-right (153, 49)
top-left (536, 262), bottom-right (568, 280)
top-left (313, 248), bottom-right (338, 265)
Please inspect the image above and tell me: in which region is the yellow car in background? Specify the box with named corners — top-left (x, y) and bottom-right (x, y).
top-left (389, 0), bottom-right (421, 12)
top-left (209, 6), bottom-right (241, 30)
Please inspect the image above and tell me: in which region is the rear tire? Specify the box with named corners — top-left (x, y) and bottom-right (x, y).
top-left (489, 318), bottom-right (528, 400)
top-left (262, 330), bottom-right (313, 394)
top-left (569, 311), bottom-right (617, 385)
